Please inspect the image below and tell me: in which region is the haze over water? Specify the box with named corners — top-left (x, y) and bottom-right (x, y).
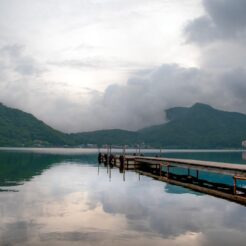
top-left (0, 148), bottom-right (246, 246)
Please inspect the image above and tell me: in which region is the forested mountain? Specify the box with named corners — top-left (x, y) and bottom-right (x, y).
top-left (1, 102), bottom-right (246, 148)
top-left (139, 103), bottom-right (246, 148)
top-left (0, 103), bottom-right (73, 146)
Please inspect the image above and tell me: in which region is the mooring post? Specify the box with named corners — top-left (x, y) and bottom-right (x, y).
top-left (109, 166), bottom-right (111, 181)
top-left (188, 168), bottom-right (190, 177)
top-left (233, 176), bottom-right (237, 195)
top-left (122, 145), bottom-right (126, 180)
top-left (196, 170), bottom-right (199, 179)
top-left (109, 145), bottom-right (112, 181)
top-left (167, 164), bottom-right (170, 179)
top-left (107, 145), bottom-right (109, 174)
top-left (159, 163), bottom-right (162, 177)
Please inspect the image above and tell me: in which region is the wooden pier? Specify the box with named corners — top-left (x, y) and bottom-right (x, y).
top-left (109, 155), bottom-right (246, 205)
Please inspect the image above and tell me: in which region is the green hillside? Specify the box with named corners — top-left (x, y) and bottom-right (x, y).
top-left (139, 103), bottom-right (246, 148)
top-left (0, 103), bottom-right (73, 146)
top-left (71, 129), bottom-right (140, 146)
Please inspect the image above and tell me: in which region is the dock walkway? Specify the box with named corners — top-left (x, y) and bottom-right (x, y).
top-left (109, 155), bottom-right (246, 205)
top-left (135, 156), bottom-right (246, 177)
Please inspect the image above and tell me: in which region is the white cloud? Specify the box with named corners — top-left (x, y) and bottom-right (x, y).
top-left (1, 0), bottom-right (246, 133)
top-left (78, 64), bottom-right (246, 132)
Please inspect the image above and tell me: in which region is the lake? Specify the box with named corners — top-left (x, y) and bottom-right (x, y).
top-left (0, 148), bottom-right (246, 246)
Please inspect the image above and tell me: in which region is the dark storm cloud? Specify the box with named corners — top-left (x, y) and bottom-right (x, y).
top-left (185, 0), bottom-right (246, 44)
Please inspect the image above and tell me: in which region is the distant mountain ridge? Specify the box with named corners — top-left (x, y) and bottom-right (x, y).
top-left (0, 102), bottom-right (246, 148)
top-left (0, 103), bottom-right (73, 147)
top-left (139, 103), bottom-right (246, 148)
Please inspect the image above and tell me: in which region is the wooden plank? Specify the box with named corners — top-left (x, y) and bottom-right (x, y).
top-left (135, 157), bottom-right (246, 177)
top-left (234, 176), bottom-right (246, 181)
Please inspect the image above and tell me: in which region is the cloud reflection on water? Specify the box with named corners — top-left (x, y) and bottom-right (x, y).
top-left (0, 155), bottom-right (245, 245)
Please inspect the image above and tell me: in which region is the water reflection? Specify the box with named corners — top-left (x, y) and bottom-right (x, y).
top-left (0, 150), bottom-right (245, 246)
top-left (0, 151), bottom-right (98, 189)
top-left (164, 183), bottom-right (203, 196)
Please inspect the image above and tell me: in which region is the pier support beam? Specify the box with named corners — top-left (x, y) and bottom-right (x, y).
top-left (167, 164), bottom-right (170, 179)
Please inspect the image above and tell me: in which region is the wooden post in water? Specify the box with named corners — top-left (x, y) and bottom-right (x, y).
top-left (123, 145), bottom-right (126, 181)
top-left (233, 176), bottom-right (237, 195)
top-left (123, 168), bottom-right (126, 182)
top-left (196, 170), bottom-right (199, 179)
top-left (109, 145), bottom-right (112, 181)
top-left (159, 163), bottom-right (162, 177)
top-left (107, 145), bottom-right (109, 174)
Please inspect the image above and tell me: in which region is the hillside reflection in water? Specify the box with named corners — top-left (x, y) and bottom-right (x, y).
top-left (0, 150), bottom-right (246, 246)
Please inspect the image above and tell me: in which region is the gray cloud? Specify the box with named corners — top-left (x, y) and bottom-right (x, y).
top-left (0, 1), bottom-right (246, 133)
top-left (2, 62), bottom-right (246, 133)
top-left (199, 42), bottom-right (246, 71)
top-left (0, 44), bottom-right (45, 76)
top-left (185, 0), bottom-right (246, 44)
top-left (69, 64), bottom-right (246, 132)
top-left (50, 57), bottom-right (151, 71)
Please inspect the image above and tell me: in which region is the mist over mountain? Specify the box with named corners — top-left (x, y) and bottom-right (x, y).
top-left (0, 102), bottom-right (246, 148)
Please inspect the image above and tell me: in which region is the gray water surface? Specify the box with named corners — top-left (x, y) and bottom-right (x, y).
top-left (0, 149), bottom-right (246, 246)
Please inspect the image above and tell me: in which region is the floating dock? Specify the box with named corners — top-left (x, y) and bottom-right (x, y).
top-left (109, 155), bottom-right (246, 205)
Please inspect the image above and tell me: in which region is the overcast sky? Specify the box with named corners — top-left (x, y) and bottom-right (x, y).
top-left (0, 0), bottom-right (246, 132)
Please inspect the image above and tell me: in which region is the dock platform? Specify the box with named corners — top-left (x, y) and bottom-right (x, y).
top-left (103, 155), bottom-right (246, 205)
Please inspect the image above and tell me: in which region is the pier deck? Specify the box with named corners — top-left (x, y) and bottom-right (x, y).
top-left (135, 156), bottom-right (246, 177)
top-left (108, 155), bottom-right (246, 205)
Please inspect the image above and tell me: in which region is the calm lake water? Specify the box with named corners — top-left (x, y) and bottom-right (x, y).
top-left (0, 148), bottom-right (246, 246)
